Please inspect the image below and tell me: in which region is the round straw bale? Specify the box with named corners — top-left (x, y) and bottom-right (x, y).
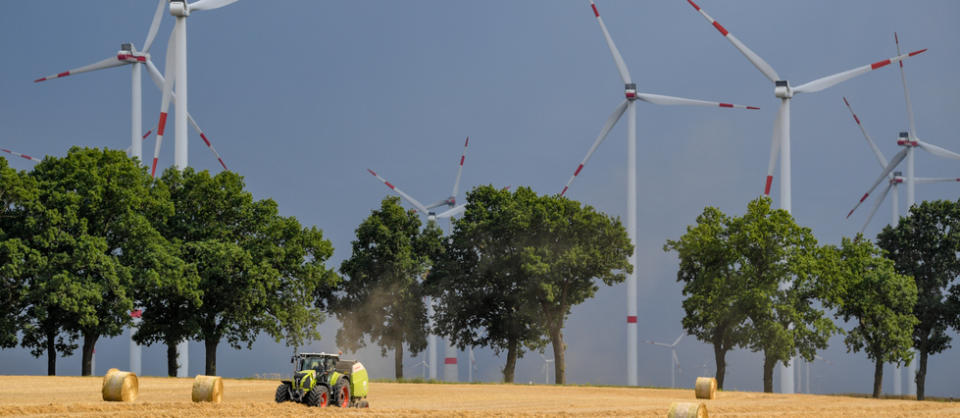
top-left (694, 377), bottom-right (717, 399)
top-left (101, 370), bottom-right (138, 402)
top-left (667, 401), bottom-right (708, 418)
top-left (192, 375), bottom-right (223, 403)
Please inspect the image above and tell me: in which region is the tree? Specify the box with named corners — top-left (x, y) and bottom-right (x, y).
top-left (428, 186), bottom-right (547, 383)
top-left (0, 157), bottom-right (37, 349)
top-left (877, 199), bottom-right (960, 400)
top-left (15, 148), bottom-right (154, 375)
top-left (156, 168), bottom-right (337, 376)
top-left (664, 206), bottom-right (746, 389)
top-left (336, 196), bottom-right (435, 378)
top-left (830, 236), bottom-right (917, 398)
top-left (732, 198), bottom-right (838, 393)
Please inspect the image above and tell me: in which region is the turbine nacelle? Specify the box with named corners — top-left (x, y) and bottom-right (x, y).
top-left (896, 131), bottom-right (917, 147)
top-left (170, 0), bottom-right (190, 17)
top-left (892, 171), bottom-right (904, 184)
top-left (624, 83), bottom-right (637, 100)
top-left (774, 80), bottom-right (792, 99)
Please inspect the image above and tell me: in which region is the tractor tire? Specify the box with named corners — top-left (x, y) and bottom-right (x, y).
top-left (274, 384), bottom-right (290, 403)
top-left (333, 379), bottom-right (351, 408)
top-left (305, 385), bottom-right (329, 407)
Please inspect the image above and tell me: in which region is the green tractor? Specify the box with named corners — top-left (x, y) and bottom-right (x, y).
top-left (275, 352), bottom-right (370, 408)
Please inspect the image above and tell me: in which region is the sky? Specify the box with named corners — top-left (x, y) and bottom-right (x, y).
top-left (1, 0), bottom-right (959, 396)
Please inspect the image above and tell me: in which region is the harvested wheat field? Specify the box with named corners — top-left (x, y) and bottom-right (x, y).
top-left (1, 375), bottom-right (959, 417)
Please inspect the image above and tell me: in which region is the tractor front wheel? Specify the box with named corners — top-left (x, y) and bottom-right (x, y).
top-left (305, 386), bottom-right (329, 407)
top-left (274, 384), bottom-right (290, 403)
top-left (334, 379), bottom-right (351, 407)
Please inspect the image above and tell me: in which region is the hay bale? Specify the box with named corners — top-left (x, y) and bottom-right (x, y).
top-left (192, 375), bottom-right (223, 403)
top-left (694, 377), bottom-right (717, 400)
top-left (101, 370), bottom-right (138, 402)
top-left (667, 402), bottom-right (707, 418)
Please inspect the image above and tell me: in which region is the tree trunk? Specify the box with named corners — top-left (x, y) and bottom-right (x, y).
top-left (916, 349), bottom-right (928, 400)
top-left (872, 359), bottom-right (883, 398)
top-left (550, 326), bottom-right (566, 385)
top-left (394, 341), bottom-right (404, 379)
top-left (46, 328), bottom-right (56, 376)
top-left (81, 332), bottom-right (98, 376)
top-left (204, 337), bottom-right (218, 376)
top-left (762, 353), bottom-right (775, 393)
top-left (166, 342), bottom-right (179, 377)
top-left (713, 342), bottom-right (727, 389)
top-left (502, 337), bottom-right (518, 383)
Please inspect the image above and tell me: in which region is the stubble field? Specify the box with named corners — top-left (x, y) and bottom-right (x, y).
top-left (1, 375), bottom-right (958, 417)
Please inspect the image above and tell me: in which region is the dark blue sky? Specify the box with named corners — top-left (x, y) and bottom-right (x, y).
top-left (1, 1), bottom-right (958, 396)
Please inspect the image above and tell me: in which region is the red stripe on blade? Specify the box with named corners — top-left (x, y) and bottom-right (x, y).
top-left (747, 106), bottom-right (760, 110)
top-left (385, 181), bottom-right (395, 190)
top-left (34, 77), bottom-right (46, 83)
top-left (20, 154), bottom-right (33, 160)
top-left (764, 175), bottom-right (773, 196)
top-left (57, 71), bottom-right (70, 78)
top-left (560, 186), bottom-right (568, 196)
top-left (858, 193), bottom-right (869, 203)
top-left (444, 358), bottom-right (457, 365)
top-left (627, 316), bottom-right (638, 323)
top-left (591, 4), bottom-right (599, 17)
top-left (218, 158), bottom-right (227, 171)
top-left (460, 156), bottom-right (464, 166)
top-left (853, 114), bottom-right (860, 125)
top-left (870, 59), bottom-right (891, 70)
top-left (142, 130), bottom-right (152, 139)
top-left (712, 21), bottom-right (729, 36)
top-left (908, 49), bottom-right (927, 57)
top-left (719, 103), bottom-right (733, 108)
top-left (687, 0), bottom-right (701, 11)
top-left (151, 158), bottom-right (159, 177)
top-left (464, 137), bottom-right (469, 147)
top-left (843, 97), bottom-right (850, 106)
top-left (574, 164), bottom-right (584, 176)
top-left (200, 133), bottom-right (211, 146)
top-left (157, 112), bottom-right (168, 136)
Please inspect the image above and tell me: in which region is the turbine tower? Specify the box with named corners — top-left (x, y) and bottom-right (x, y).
top-left (685, 0), bottom-right (926, 393)
top-left (562, 1), bottom-right (757, 387)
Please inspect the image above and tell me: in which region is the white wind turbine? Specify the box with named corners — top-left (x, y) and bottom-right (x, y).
top-left (33, 1), bottom-right (226, 172)
top-left (150, 0), bottom-right (239, 177)
top-left (366, 137), bottom-right (472, 382)
top-left (685, 0), bottom-right (926, 393)
top-left (646, 332), bottom-right (684, 388)
top-left (561, 1), bottom-right (758, 387)
top-left (1, 148), bottom-right (42, 164)
top-left (539, 353), bottom-right (554, 385)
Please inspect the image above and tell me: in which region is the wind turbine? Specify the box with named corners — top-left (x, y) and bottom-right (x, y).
top-left (685, 0), bottom-right (926, 393)
top-left (561, 1), bottom-right (757, 388)
top-left (1, 148), bottom-right (42, 164)
top-left (539, 353), bottom-right (554, 385)
top-left (645, 332), bottom-right (684, 388)
top-left (33, 0), bottom-right (228, 174)
top-left (150, 0), bottom-right (239, 177)
top-left (366, 137), bottom-right (472, 382)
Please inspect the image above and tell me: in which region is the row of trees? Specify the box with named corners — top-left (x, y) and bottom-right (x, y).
top-left (665, 197), bottom-right (960, 399)
top-left (0, 149), bottom-right (339, 376)
top-left (333, 186), bottom-right (633, 384)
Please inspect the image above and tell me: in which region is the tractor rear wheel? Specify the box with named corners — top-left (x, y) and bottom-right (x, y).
top-left (305, 386), bottom-right (329, 407)
top-left (274, 384), bottom-right (290, 403)
top-left (334, 379), bottom-right (351, 407)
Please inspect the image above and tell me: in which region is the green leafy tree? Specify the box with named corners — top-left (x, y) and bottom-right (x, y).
top-left (830, 236), bottom-right (917, 398)
top-left (664, 206), bottom-right (746, 389)
top-left (17, 148), bottom-right (155, 375)
top-left (336, 196), bottom-right (435, 378)
top-left (428, 186), bottom-right (547, 383)
top-left (0, 158), bottom-right (37, 349)
top-left (732, 198), bottom-right (838, 393)
top-left (877, 199), bottom-right (960, 400)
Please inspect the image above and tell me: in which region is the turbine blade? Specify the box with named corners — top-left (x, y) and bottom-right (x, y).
top-left (561, 100), bottom-right (629, 196)
top-left (793, 49), bottom-right (927, 94)
top-left (914, 177), bottom-right (960, 184)
top-left (142, 0), bottom-right (166, 53)
top-left (151, 25), bottom-right (178, 178)
top-left (859, 182), bottom-right (893, 235)
top-left (588, 1), bottom-right (631, 84)
top-left (672, 333), bottom-right (684, 347)
top-left (1, 148), bottom-right (41, 162)
top-left (842, 97), bottom-right (888, 169)
top-left (424, 199), bottom-right (450, 210)
top-left (765, 100), bottom-right (786, 196)
top-left (366, 169), bottom-right (430, 214)
top-left (895, 33), bottom-right (918, 139)
top-left (847, 148), bottom-right (909, 218)
top-left (187, 114), bottom-right (228, 171)
top-left (916, 140), bottom-right (960, 161)
top-left (189, 0), bottom-right (239, 12)
top-left (451, 136), bottom-right (468, 199)
top-left (635, 93), bottom-right (758, 110)
top-left (685, 0), bottom-right (780, 82)
top-left (436, 204), bottom-right (466, 219)
top-left (34, 56), bottom-right (127, 82)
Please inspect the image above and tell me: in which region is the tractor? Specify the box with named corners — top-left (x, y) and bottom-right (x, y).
top-left (275, 352), bottom-right (369, 408)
